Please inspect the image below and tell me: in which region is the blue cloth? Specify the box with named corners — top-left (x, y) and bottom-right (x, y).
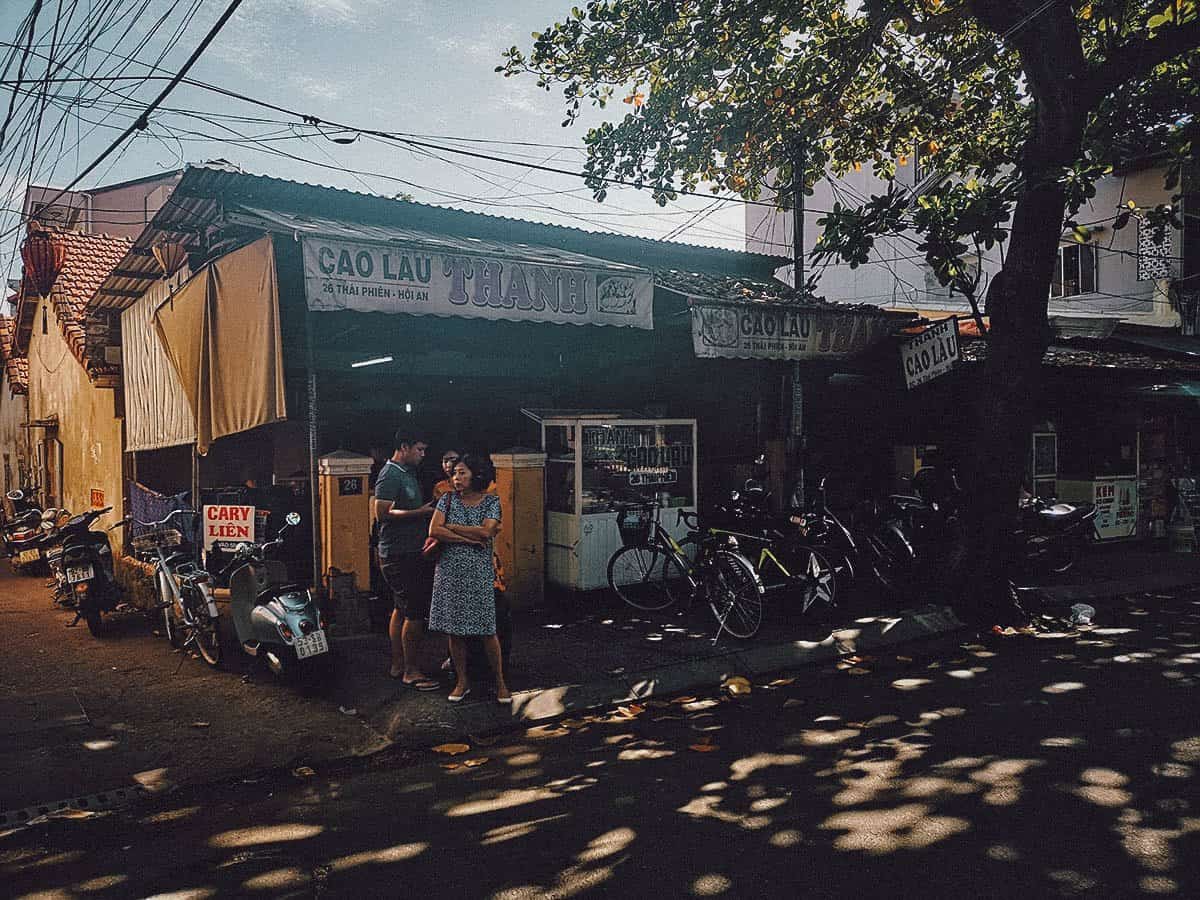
top-left (428, 492), bottom-right (501, 636)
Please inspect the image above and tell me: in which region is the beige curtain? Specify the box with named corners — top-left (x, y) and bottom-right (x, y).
top-left (153, 235), bottom-right (287, 455)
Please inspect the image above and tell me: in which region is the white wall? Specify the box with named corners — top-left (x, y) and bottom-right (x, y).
top-left (747, 163), bottom-right (1181, 326)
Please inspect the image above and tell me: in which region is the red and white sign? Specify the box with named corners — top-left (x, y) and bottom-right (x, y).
top-left (203, 504), bottom-right (255, 550)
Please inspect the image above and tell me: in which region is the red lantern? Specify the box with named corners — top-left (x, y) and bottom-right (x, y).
top-left (20, 226), bottom-right (66, 297)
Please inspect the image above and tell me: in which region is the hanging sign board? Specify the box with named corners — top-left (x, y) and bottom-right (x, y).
top-left (901, 317), bottom-right (960, 389)
top-left (690, 300), bottom-right (894, 360)
top-left (203, 504), bottom-right (255, 551)
top-left (301, 237), bottom-right (653, 329)
top-left (1093, 478), bottom-right (1137, 540)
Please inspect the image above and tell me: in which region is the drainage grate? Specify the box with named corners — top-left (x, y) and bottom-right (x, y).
top-left (0, 784), bottom-right (151, 828)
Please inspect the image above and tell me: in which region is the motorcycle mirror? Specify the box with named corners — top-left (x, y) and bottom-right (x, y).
top-left (6, 489), bottom-right (22, 501)
top-left (285, 512), bottom-right (301, 527)
top-left (236, 542), bottom-right (251, 555)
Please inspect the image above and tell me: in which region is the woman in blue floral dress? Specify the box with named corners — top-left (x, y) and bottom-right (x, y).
top-left (427, 454), bottom-right (511, 704)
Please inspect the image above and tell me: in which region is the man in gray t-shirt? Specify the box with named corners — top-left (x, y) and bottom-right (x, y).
top-left (375, 432), bottom-right (437, 688)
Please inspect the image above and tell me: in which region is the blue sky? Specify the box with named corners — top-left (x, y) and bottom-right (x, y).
top-left (0, 0), bottom-right (758, 286)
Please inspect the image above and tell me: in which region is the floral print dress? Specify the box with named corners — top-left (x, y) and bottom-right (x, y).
top-left (428, 492), bottom-right (501, 636)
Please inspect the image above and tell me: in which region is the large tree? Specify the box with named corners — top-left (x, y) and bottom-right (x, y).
top-left (503, 0), bottom-right (1200, 619)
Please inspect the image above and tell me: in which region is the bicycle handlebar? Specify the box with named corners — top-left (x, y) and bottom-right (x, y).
top-left (130, 508), bottom-right (198, 529)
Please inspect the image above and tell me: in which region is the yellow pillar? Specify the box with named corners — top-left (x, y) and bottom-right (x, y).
top-left (317, 451), bottom-right (372, 590)
top-left (491, 451), bottom-right (546, 610)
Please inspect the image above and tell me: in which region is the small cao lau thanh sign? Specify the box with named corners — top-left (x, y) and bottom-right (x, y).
top-left (203, 504), bottom-right (255, 551)
top-left (901, 316), bottom-right (960, 389)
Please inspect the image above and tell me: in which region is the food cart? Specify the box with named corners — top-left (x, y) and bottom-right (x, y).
top-left (525, 410), bottom-right (698, 591)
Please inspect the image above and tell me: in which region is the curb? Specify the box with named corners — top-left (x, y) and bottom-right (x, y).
top-left (385, 604), bottom-right (967, 747)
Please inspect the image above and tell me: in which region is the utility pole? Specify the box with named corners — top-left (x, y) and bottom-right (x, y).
top-left (787, 138), bottom-right (807, 510)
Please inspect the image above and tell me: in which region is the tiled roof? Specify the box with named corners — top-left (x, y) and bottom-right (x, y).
top-left (0, 314), bottom-right (27, 394)
top-left (960, 338), bottom-right (1200, 374)
top-left (655, 268), bottom-right (911, 316)
top-left (15, 229), bottom-right (131, 379)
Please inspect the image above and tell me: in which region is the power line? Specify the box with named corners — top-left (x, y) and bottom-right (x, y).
top-left (19, 0), bottom-right (245, 235)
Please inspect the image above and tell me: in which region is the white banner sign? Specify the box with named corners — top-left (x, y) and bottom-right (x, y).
top-left (301, 237), bottom-right (653, 329)
top-left (901, 317), bottom-right (960, 389)
top-left (203, 504), bottom-right (255, 551)
top-left (691, 302), bottom-right (894, 360)
top-left (1093, 478), bottom-right (1137, 540)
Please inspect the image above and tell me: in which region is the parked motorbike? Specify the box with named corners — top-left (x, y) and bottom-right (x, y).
top-left (222, 512), bottom-right (331, 680)
top-left (57, 507), bottom-right (122, 636)
top-left (4, 490), bottom-right (45, 572)
top-left (1015, 495), bottom-right (1097, 576)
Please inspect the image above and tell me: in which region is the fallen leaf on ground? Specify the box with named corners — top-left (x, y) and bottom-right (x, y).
top-left (767, 677), bottom-right (796, 687)
top-left (896, 656), bottom-right (913, 663)
top-left (440, 762), bottom-right (461, 770)
top-left (671, 696), bottom-right (698, 705)
top-left (783, 698), bottom-right (805, 708)
top-left (615, 704), bottom-right (646, 718)
top-left (651, 714), bottom-right (685, 722)
top-left (190, 721), bottom-right (210, 728)
top-left (292, 766), bottom-right (316, 778)
top-left (558, 719), bottom-right (585, 729)
top-left (846, 667), bottom-right (871, 676)
top-left (689, 740), bottom-right (719, 753)
top-left (462, 757), bottom-right (489, 768)
top-left (467, 733), bottom-right (499, 746)
top-left (644, 699), bottom-right (671, 709)
top-left (723, 676), bottom-right (752, 697)
top-left (432, 743), bottom-right (471, 755)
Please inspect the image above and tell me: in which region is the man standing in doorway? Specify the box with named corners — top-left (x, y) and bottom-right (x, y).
top-left (376, 431), bottom-right (438, 689)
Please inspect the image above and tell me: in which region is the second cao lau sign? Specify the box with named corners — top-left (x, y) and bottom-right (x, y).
top-left (901, 317), bottom-right (960, 389)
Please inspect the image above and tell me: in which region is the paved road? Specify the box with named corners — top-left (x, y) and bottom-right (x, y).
top-left (4, 587), bottom-right (1200, 898)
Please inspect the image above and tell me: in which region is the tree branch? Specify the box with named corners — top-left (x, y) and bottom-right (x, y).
top-left (1089, 18), bottom-right (1200, 106)
top-left (868, 0), bottom-right (970, 35)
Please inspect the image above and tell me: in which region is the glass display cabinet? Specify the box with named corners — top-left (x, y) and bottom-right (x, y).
top-left (527, 411), bottom-right (698, 591)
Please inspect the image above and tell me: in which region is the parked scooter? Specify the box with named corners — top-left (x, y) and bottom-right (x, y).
top-left (4, 490), bottom-right (45, 573)
top-left (222, 512), bottom-right (331, 680)
top-left (57, 507), bottom-right (122, 636)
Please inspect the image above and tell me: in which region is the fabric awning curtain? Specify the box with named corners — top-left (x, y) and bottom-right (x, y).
top-left (153, 235), bottom-right (287, 455)
top-left (122, 269), bottom-right (196, 451)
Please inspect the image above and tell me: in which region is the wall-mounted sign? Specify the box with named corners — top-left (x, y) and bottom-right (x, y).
top-left (302, 237), bottom-right (653, 329)
top-left (690, 300), bottom-right (895, 360)
top-left (1094, 478), bottom-right (1137, 540)
top-left (901, 317), bottom-right (960, 389)
top-left (90, 489), bottom-right (105, 509)
top-left (338, 476), bottom-right (363, 496)
top-left (203, 504), bottom-right (255, 551)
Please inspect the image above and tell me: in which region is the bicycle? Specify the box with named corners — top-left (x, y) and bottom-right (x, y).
top-left (130, 509), bottom-right (222, 667)
top-left (706, 520), bottom-right (839, 616)
top-left (607, 501), bottom-right (765, 640)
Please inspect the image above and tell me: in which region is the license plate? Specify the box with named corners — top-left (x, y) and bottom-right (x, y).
top-left (66, 564), bottom-right (95, 583)
top-left (17, 549), bottom-right (40, 565)
top-left (294, 628), bottom-right (328, 659)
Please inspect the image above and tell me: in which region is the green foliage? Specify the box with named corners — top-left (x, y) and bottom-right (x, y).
top-left (502, 1), bottom-right (1199, 300)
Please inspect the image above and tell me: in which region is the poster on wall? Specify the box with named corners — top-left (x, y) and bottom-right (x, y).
top-left (301, 237), bottom-right (653, 329)
top-left (901, 317), bottom-right (960, 389)
top-left (1093, 478), bottom-right (1138, 540)
top-left (690, 300), bottom-right (894, 360)
top-left (203, 504), bottom-right (255, 551)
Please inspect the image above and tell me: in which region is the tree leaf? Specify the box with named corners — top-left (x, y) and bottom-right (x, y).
top-left (432, 743), bottom-right (471, 755)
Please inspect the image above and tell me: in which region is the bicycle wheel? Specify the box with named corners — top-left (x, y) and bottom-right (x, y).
top-left (157, 570), bottom-right (182, 648)
top-left (608, 544), bottom-right (690, 611)
top-left (706, 550), bottom-right (763, 639)
top-left (185, 588), bottom-right (222, 667)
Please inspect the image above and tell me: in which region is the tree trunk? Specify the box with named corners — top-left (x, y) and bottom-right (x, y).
top-left (959, 2), bottom-right (1090, 623)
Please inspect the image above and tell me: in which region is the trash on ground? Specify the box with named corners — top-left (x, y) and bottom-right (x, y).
top-left (1069, 603), bottom-right (1096, 625)
top-left (722, 675), bottom-right (752, 697)
top-left (292, 766), bottom-right (316, 778)
top-left (190, 721), bottom-right (210, 728)
top-left (338, 706), bottom-right (357, 716)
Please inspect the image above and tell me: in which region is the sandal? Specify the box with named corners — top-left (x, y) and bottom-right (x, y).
top-left (400, 677), bottom-right (440, 692)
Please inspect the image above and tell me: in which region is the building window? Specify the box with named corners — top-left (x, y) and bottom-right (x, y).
top-left (1137, 217), bottom-right (1174, 281)
top-left (1051, 243), bottom-right (1097, 298)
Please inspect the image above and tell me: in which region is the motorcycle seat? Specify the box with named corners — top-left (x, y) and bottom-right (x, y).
top-left (1037, 505), bottom-right (1090, 528)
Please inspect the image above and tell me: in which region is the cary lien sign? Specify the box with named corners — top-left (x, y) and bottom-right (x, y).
top-left (302, 237), bottom-right (653, 329)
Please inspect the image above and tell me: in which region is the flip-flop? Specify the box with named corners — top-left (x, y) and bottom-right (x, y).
top-left (400, 678), bottom-right (440, 692)
top-left (448, 688), bottom-right (471, 703)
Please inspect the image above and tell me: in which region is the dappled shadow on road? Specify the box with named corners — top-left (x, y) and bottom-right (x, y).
top-left (6, 590), bottom-right (1200, 897)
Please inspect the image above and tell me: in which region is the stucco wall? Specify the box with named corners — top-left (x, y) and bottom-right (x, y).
top-left (26, 296), bottom-right (124, 523)
top-left (0, 376), bottom-right (27, 494)
top-left (86, 173), bottom-right (181, 239)
top-left (747, 163), bottom-right (1181, 324)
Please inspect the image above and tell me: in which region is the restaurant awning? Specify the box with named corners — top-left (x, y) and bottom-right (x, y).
top-left (225, 206), bottom-right (655, 330)
top-left (656, 269), bottom-right (915, 361)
